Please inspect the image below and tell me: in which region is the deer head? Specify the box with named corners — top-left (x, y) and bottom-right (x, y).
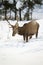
top-left (7, 20), bottom-right (19, 36)
top-left (12, 22), bottom-right (19, 36)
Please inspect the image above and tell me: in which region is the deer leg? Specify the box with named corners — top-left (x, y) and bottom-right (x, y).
top-left (36, 28), bottom-right (38, 38)
top-left (29, 35), bottom-right (32, 39)
top-left (23, 35), bottom-right (25, 41)
top-left (36, 32), bottom-right (38, 38)
top-left (26, 35), bottom-right (28, 42)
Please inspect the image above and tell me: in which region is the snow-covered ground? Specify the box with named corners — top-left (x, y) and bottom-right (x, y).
top-left (0, 19), bottom-right (43, 65)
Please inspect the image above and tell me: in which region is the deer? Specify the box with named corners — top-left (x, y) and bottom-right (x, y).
top-left (7, 19), bottom-right (39, 42)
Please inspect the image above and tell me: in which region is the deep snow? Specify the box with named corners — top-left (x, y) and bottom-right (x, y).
top-left (0, 19), bottom-right (43, 65)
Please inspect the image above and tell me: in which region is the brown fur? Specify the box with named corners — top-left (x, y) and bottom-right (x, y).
top-left (7, 20), bottom-right (39, 42)
top-left (12, 20), bottom-right (39, 42)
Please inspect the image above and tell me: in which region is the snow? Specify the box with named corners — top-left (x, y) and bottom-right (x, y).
top-left (32, 6), bottom-right (43, 19)
top-left (0, 19), bottom-right (43, 65)
top-left (16, 1), bottom-right (23, 9)
top-left (8, 0), bottom-right (13, 4)
top-left (7, 11), bottom-right (15, 18)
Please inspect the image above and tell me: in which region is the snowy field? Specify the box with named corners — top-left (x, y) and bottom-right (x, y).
top-left (0, 19), bottom-right (43, 65)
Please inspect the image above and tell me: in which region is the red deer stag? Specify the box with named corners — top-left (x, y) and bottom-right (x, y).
top-left (7, 20), bottom-right (39, 42)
